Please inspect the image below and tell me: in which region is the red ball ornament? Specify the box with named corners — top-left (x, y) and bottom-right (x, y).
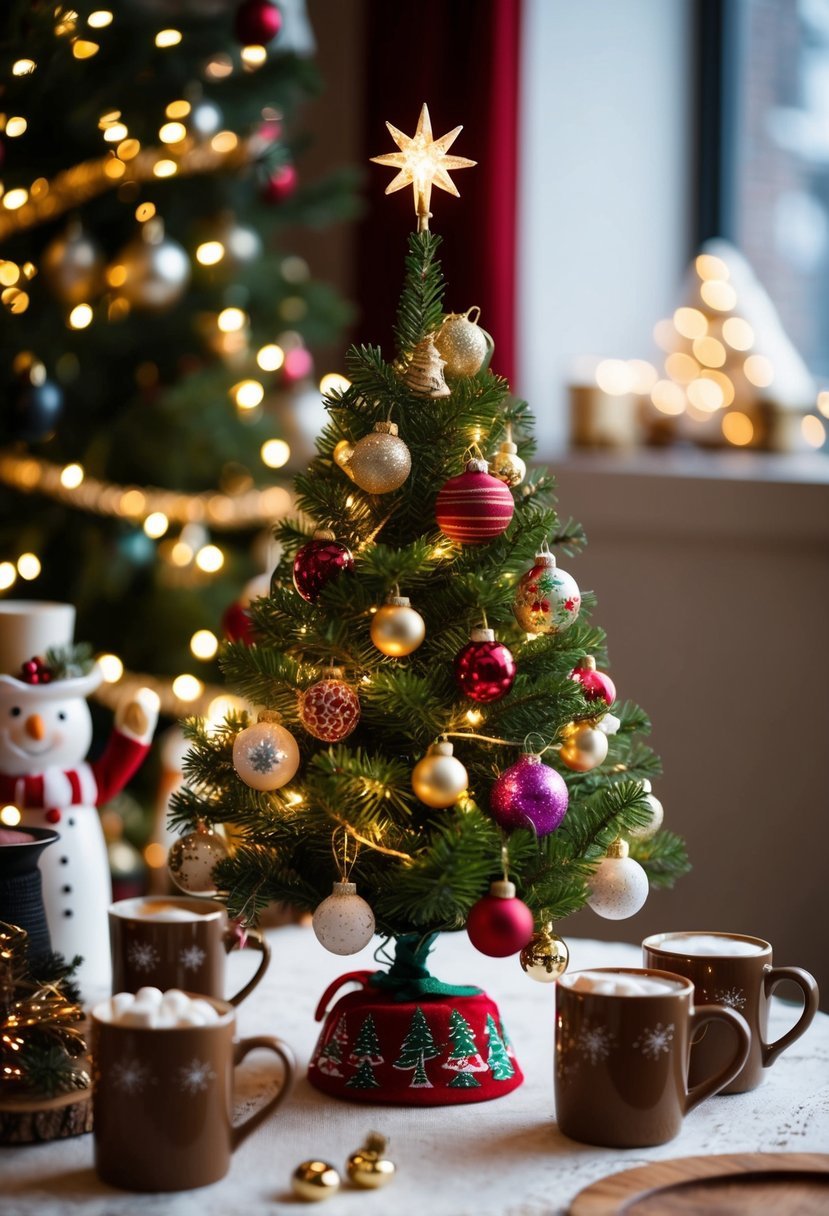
top-left (570, 655), bottom-right (616, 705)
top-left (262, 163), bottom-right (297, 205)
top-left (234, 0), bottom-right (282, 45)
top-left (454, 627), bottom-right (515, 703)
top-left (222, 598), bottom-right (255, 645)
top-left (299, 676), bottom-right (360, 742)
top-left (467, 880), bottom-right (534, 957)
top-left (293, 529), bottom-right (354, 603)
top-left (436, 456), bottom-right (514, 544)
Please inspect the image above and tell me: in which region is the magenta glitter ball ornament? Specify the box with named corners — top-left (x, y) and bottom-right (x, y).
top-left (454, 627), bottom-right (516, 703)
top-left (490, 754), bottom-right (569, 836)
top-left (299, 676), bottom-right (360, 742)
top-left (436, 456), bottom-right (514, 544)
top-left (570, 655), bottom-right (616, 705)
top-left (467, 880), bottom-right (534, 958)
top-left (293, 529), bottom-right (354, 603)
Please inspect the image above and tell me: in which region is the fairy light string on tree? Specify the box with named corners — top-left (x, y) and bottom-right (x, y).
top-left (170, 102), bottom-right (688, 1106)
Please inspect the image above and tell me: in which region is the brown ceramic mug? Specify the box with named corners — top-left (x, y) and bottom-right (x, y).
top-left (642, 930), bottom-right (819, 1094)
top-left (554, 967), bottom-right (750, 1147)
top-left (109, 896), bottom-right (270, 1006)
top-left (91, 994), bottom-right (295, 1191)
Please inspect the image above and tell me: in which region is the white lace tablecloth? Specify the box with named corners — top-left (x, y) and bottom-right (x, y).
top-left (3, 929), bottom-right (828, 1216)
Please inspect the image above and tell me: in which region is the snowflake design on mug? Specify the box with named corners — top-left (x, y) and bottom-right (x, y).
top-left (112, 1057), bottom-right (153, 1094)
top-left (577, 1023), bottom-right (615, 1065)
top-left (179, 944), bottom-right (207, 971)
top-left (127, 940), bottom-right (160, 973)
top-left (178, 1057), bottom-right (217, 1095)
top-left (633, 1022), bottom-right (675, 1060)
top-left (712, 987), bottom-right (747, 1010)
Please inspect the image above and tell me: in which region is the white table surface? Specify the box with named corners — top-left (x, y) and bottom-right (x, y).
top-left (3, 928), bottom-right (828, 1216)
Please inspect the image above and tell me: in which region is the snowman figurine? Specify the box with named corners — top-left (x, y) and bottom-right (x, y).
top-left (0, 602), bottom-right (158, 994)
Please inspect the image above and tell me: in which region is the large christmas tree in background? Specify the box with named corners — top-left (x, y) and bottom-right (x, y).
top-left (0, 2), bottom-right (356, 729)
top-left (172, 104), bottom-right (688, 975)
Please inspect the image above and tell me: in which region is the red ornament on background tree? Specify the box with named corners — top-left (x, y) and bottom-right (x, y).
top-left (466, 880), bottom-right (534, 957)
top-left (299, 674), bottom-right (360, 742)
top-left (293, 529), bottom-right (354, 603)
top-left (454, 627), bottom-right (515, 703)
top-left (222, 598), bottom-right (254, 644)
top-left (234, 0), bottom-right (282, 45)
top-left (435, 456), bottom-right (514, 544)
top-left (262, 163), bottom-right (297, 204)
top-left (570, 655), bottom-right (616, 705)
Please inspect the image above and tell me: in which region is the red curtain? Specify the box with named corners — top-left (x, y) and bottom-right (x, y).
top-left (356, 0), bottom-right (523, 384)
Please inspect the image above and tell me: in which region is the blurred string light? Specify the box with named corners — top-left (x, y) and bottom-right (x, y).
top-left (16, 553), bottom-right (41, 580)
top-left (257, 343), bottom-right (284, 371)
top-left (261, 439), bottom-right (290, 468)
top-left (802, 415), bottom-right (826, 448)
top-left (319, 372), bottom-right (351, 395)
top-left (155, 29), bottom-right (182, 48)
top-left (93, 666), bottom-right (229, 719)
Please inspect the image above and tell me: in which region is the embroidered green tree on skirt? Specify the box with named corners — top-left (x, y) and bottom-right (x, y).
top-left (444, 1008), bottom-right (486, 1088)
top-left (393, 1006), bottom-right (440, 1089)
top-left (485, 1013), bottom-right (515, 1081)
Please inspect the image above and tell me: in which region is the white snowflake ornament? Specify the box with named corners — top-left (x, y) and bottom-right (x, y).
top-left (232, 717), bottom-right (300, 792)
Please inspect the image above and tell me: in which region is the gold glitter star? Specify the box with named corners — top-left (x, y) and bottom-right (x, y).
top-left (371, 103), bottom-right (476, 231)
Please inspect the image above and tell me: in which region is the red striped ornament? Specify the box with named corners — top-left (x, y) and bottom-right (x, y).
top-left (435, 457), bottom-right (514, 544)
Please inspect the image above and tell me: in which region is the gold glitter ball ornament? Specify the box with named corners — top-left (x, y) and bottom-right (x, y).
top-left (490, 438), bottom-right (526, 487)
top-left (411, 740), bottom-right (468, 808)
top-left (520, 923), bottom-right (569, 983)
top-left (346, 1133), bottom-right (396, 1189)
top-left (370, 595), bottom-right (425, 657)
top-left (435, 308), bottom-right (491, 377)
top-left (168, 822), bottom-right (228, 896)
top-left (348, 421), bottom-right (411, 494)
top-left (558, 721), bottom-right (609, 773)
top-left (291, 1160), bottom-right (341, 1201)
top-left (333, 438), bottom-right (356, 480)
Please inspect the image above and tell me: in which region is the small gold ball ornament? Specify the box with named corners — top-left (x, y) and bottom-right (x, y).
top-left (490, 438), bottom-right (526, 488)
top-left (348, 421), bottom-right (411, 494)
top-left (346, 1133), bottom-right (396, 1190)
top-left (333, 438), bottom-right (356, 480)
top-left (291, 1160), bottom-right (341, 1202)
top-left (435, 307), bottom-right (492, 377)
top-left (558, 721), bottom-right (609, 773)
top-left (411, 740), bottom-right (468, 808)
top-left (370, 595), bottom-right (425, 657)
top-left (519, 922), bottom-right (569, 983)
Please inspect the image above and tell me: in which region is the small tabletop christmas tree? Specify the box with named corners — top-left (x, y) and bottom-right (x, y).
top-left (171, 104), bottom-right (689, 1104)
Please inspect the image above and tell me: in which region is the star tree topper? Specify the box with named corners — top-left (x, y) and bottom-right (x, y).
top-left (371, 103), bottom-right (476, 232)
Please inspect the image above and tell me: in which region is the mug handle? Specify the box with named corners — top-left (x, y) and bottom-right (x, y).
top-left (231, 1035), bottom-right (296, 1150)
top-left (761, 965), bottom-right (820, 1068)
top-left (684, 1005), bottom-right (751, 1113)
top-left (226, 928), bottom-right (271, 1007)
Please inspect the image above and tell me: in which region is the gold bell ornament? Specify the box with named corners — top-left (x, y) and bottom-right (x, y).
top-left (435, 307), bottom-right (493, 377)
top-left (490, 423), bottom-right (526, 488)
top-left (346, 1132), bottom-right (396, 1189)
top-left (370, 593), bottom-right (425, 657)
top-left (402, 334), bottom-right (451, 398)
top-left (291, 1160), bottom-right (341, 1202)
top-left (411, 740), bottom-right (468, 808)
top-left (347, 421), bottom-right (412, 493)
top-left (558, 720), bottom-right (609, 772)
top-left (519, 920), bottom-right (569, 983)
top-left (333, 438), bottom-right (356, 480)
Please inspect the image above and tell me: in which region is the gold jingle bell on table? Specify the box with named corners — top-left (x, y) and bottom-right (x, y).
top-left (403, 334), bottom-right (451, 398)
top-left (520, 921), bottom-right (569, 983)
top-left (558, 720), bottom-right (609, 772)
top-left (411, 739), bottom-right (468, 808)
top-left (347, 421), bottom-right (412, 493)
top-left (291, 1160), bottom-right (341, 1202)
top-left (346, 1132), bottom-right (396, 1189)
top-left (370, 594), bottom-right (425, 657)
top-left (435, 307), bottom-right (491, 377)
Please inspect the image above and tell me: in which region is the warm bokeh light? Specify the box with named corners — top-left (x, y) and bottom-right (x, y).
top-left (170, 541), bottom-right (194, 566)
top-left (143, 511), bottom-right (169, 539)
top-left (6, 117), bottom-right (27, 138)
top-left (692, 336), bottom-right (727, 368)
top-left (207, 694), bottom-right (247, 726)
top-left (722, 412), bottom-right (754, 446)
top-left (700, 370), bottom-right (735, 407)
top-left (0, 562), bottom-right (17, 590)
top-left (817, 391), bottom-right (829, 419)
top-left (88, 10), bottom-right (114, 28)
top-left (172, 674), bottom-right (203, 702)
top-left (211, 131), bottom-right (238, 154)
top-left (261, 438), bottom-right (291, 468)
top-left (653, 319), bottom-right (678, 351)
top-left (802, 415), bottom-right (826, 448)
top-left (257, 344), bottom-right (285, 371)
top-left (595, 359), bottom-right (634, 395)
top-left (651, 380), bottom-right (686, 415)
top-left (143, 842), bottom-right (168, 868)
top-left (687, 378), bottom-right (724, 412)
top-left (233, 379), bottom-right (264, 409)
top-left (465, 709), bottom-right (484, 726)
top-left (319, 372), bottom-right (351, 396)
top-left (241, 45), bottom-right (268, 66)
top-left (166, 100), bottom-right (191, 119)
top-left (118, 139), bottom-right (141, 160)
top-left (626, 360), bottom-right (658, 395)
top-left (12, 59), bottom-right (37, 76)
top-left (196, 241), bottom-right (224, 266)
top-left (155, 29), bottom-right (182, 47)
top-left (0, 805), bottom-right (22, 826)
top-left (673, 307), bottom-right (707, 339)
top-left (72, 40), bottom-right (100, 59)
top-left (700, 280), bottom-right (737, 311)
top-left (3, 189), bottom-right (29, 211)
top-left (743, 355), bottom-right (774, 388)
top-left (722, 317), bottom-right (754, 351)
top-left (153, 159), bottom-right (177, 178)
top-left (159, 121), bottom-right (187, 144)
top-left (135, 202), bottom-right (156, 222)
top-left (218, 307), bottom-right (246, 332)
top-left (60, 463), bottom-right (84, 488)
top-left (103, 122), bottom-right (128, 142)
top-left (695, 253), bottom-right (730, 280)
top-left (195, 544), bottom-right (224, 573)
top-left (190, 629), bottom-right (219, 660)
top-left (68, 303), bottom-right (93, 329)
top-left (16, 553), bottom-right (41, 580)
top-left (665, 352), bottom-right (700, 385)
top-left (98, 653), bottom-right (124, 683)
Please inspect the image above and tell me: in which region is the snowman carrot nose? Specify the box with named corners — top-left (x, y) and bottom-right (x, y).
top-left (25, 714), bottom-right (46, 741)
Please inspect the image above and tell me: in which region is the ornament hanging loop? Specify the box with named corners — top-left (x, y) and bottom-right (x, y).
top-left (465, 305), bottom-right (481, 325)
top-left (522, 731), bottom-right (549, 756)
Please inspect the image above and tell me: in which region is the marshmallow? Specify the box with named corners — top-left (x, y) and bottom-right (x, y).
top-left (101, 988), bottom-right (224, 1028)
top-left (135, 987), bottom-right (164, 1006)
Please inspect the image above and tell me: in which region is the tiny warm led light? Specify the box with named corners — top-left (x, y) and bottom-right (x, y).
top-left (241, 44), bottom-right (267, 66)
top-left (595, 359), bottom-right (634, 395)
top-left (465, 709), bottom-right (484, 726)
top-left (722, 317), bottom-right (754, 351)
top-left (0, 263), bottom-right (20, 287)
top-left (60, 463), bottom-right (84, 489)
top-left (170, 541), bottom-right (193, 566)
top-left (68, 303), bottom-right (93, 329)
top-left (119, 489), bottom-right (146, 516)
top-left (256, 343), bottom-right (284, 371)
top-left (0, 562), bottom-right (17, 590)
top-left (285, 791), bottom-right (304, 807)
top-left (722, 412), bottom-right (753, 446)
top-left (802, 415), bottom-right (826, 448)
top-left (817, 391), bottom-right (829, 419)
top-left (103, 122), bottom-right (128, 142)
top-left (0, 805), bottom-right (21, 826)
top-left (88, 10), bottom-right (114, 28)
top-left (153, 159), bottom-right (177, 178)
top-left (696, 253), bottom-right (729, 280)
top-left (135, 202), bottom-right (156, 222)
top-left (196, 241), bottom-right (225, 266)
top-left (205, 54), bottom-right (233, 79)
top-left (2, 288), bottom-right (29, 315)
top-left (207, 695), bottom-right (246, 724)
top-left (12, 59), bottom-right (36, 76)
top-left (319, 372), bottom-right (351, 395)
top-left (692, 336), bottom-right (726, 368)
top-left (16, 553), bottom-right (41, 580)
top-left (651, 380), bottom-right (686, 416)
top-left (5, 117), bottom-right (27, 138)
top-left (143, 511), bottom-right (169, 539)
top-left (172, 674), bottom-right (203, 702)
top-left (211, 131), bottom-right (238, 154)
top-left (686, 378), bottom-right (724, 412)
top-left (143, 842), bottom-right (167, 868)
top-left (117, 139), bottom-right (140, 160)
top-left (104, 158), bottom-right (126, 180)
top-left (190, 629), bottom-right (219, 660)
top-left (159, 121), bottom-right (187, 144)
top-left (218, 307), bottom-right (246, 332)
top-left (107, 264), bottom-right (127, 288)
top-left (3, 189), bottom-right (29, 211)
top-left (261, 438), bottom-right (291, 468)
top-left (166, 100), bottom-right (191, 119)
top-left (155, 28), bottom-right (182, 47)
top-left (673, 307), bottom-right (707, 339)
top-left (627, 360), bottom-right (658, 395)
top-left (195, 544), bottom-right (224, 573)
top-left (665, 352), bottom-right (699, 385)
top-left (233, 380), bottom-right (264, 410)
top-left (72, 40), bottom-right (100, 59)
top-left (700, 279), bottom-right (737, 311)
top-left (98, 653), bottom-right (124, 683)
top-left (99, 109), bottom-right (121, 127)
top-left (743, 355), bottom-right (774, 388)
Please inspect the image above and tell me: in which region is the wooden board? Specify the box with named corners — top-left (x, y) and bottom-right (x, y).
top-left (569, 1153), bottom-right (829, 1215)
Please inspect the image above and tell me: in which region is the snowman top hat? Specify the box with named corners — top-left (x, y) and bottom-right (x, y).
top-left (0, 601), bottom-right (102, 701)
